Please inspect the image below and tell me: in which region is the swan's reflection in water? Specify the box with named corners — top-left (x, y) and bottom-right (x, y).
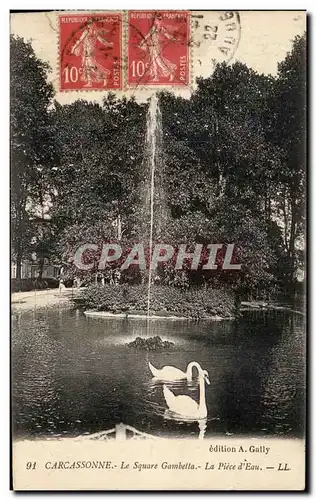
top-left (149, 378), bottom-right (199, 391)
top-left (164, 411), bottom-right (207, 440)
top-left (145, 378), bottom-right (212, 439)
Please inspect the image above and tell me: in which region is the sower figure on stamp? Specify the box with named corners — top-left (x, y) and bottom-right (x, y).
top-left (139, 17), bottom-right (177, 82)
top-left (71, 19), bottom-right (113, 87)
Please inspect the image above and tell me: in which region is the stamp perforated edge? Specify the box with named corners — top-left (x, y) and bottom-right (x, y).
top-left (123, 10), bottom-right (193, 91)
top-left (56, 10), bottom-right (241, 93)
top-left (57, 10), bottom-right (123, 93)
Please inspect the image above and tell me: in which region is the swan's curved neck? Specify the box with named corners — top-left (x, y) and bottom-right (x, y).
top-left (186, 362), bottom-right (207, 414)
top-left (198, 373), bottom-right (206, 412)
top-left (186, 361), bottom-right (202, 378)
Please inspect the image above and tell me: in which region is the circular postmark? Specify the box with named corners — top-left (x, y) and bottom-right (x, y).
top-left (124, 10), bottom-right (241, 91)
top-left (191, 11), bottom-right (241, 78)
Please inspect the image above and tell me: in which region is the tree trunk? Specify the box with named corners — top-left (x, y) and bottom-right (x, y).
top-left (16, 251), bottom-right (22, 280)
top-left (265, 181), bottom-right (271, 224)
top-left (281, 186), bottom-right (289, 252)
top-left (13, 200), bottom-right (26, 282)
top-left (38, 258), bottom-right (44, 280)
top-left (117, 213), bottom-right (122, 240)
top-left (288, 196), bottom-right (297, 284)
top-left (218, 172), bottom-right (226, 198)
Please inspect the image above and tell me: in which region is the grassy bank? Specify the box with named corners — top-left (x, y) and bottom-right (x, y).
top-left (79, 284), bottom-right (236, 319)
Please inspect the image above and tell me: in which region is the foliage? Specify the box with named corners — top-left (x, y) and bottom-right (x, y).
top-left (158, 64), bottom-right (283, 292)
top-left (11, 277), bottom-right (59, 293)
top-left (11, 35), bottom-right (56, 279)
top-left (80, 284), bottom-right (235, 318)
top-left (127, 336), bottom-right (174, 350)
top-left (52, 95), bottom-right (147, 234)
top-left (11, 33), bottom-right (306, 298)
top-left (268, 33), bottom-right (306, 284)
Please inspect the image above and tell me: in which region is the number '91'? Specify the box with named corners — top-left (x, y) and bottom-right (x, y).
top-left (26, 461), bottom-right (37, 470)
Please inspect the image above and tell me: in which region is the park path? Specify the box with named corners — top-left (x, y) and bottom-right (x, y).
top-left (11, 288), bottom-right (76, 311)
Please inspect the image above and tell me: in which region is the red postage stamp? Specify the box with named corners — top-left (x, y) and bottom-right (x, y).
top-left (59, 13), bottom-right (122, 91)
top-left (127, 11), bottom-right (190, 86)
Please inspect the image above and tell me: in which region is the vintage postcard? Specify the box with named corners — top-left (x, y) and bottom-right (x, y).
top-left (10, 10), bottom-right (306, 491)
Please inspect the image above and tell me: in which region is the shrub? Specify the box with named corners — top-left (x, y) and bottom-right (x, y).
top-left (11, 278), bottom-right (59, 292)
top-left (80, 284), bottom-right (235, 318)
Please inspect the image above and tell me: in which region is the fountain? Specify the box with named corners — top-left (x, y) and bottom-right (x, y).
top-left (126, 93), bottom-right (171, 349)
top-left (145, 93), bottom-right (168, 321)
top-left (146, 94), bottom-right (160, 323)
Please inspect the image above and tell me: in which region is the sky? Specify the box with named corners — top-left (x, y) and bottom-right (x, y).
top-left (10, 10), bottom-right (306, 104)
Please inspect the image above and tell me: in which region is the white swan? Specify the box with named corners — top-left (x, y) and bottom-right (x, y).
top-left (162, 369), bottom-right (210, 420)
top-left (148, 361), bottom-right (206, 382)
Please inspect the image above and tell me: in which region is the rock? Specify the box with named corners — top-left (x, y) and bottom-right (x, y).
top-left (127, 335), bottom-right (175, 350)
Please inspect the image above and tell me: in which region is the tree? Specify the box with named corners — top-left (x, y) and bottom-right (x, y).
top-left (51, 51), bottom-right (305, 297)
top-left (159, 65), bottom-right (282, 295)
top-left (51, 95), bottom-right (147, 277)
top-left (11, 36), bottom-right (56, 279)
top-left (268, 33), bottom-right (306, 285)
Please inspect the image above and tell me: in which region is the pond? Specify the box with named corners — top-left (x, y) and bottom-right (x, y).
top-left (11, 308), bottom-right (305, 440)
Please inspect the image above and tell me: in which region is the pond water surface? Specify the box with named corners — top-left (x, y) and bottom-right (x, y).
top-left (12, 308), bottom-right (305, 440)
